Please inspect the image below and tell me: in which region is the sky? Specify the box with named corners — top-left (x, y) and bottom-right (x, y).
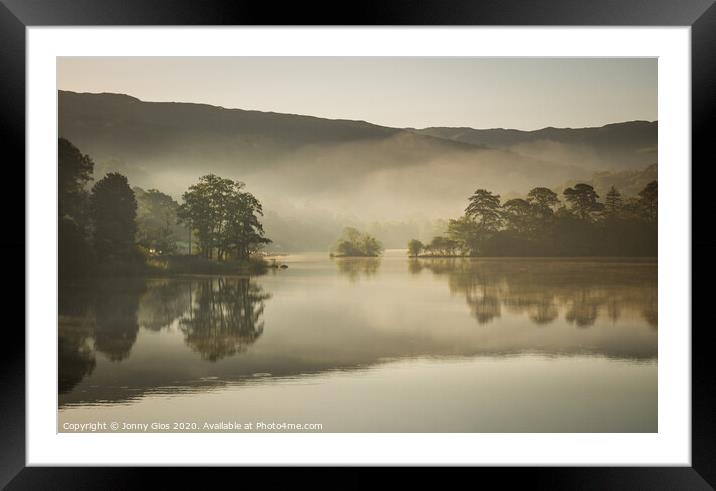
top-left (57, 57), bottom-right (657, 131)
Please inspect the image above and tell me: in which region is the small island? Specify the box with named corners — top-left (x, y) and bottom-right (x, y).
top-left (329, 227), bottom-right (383, 257)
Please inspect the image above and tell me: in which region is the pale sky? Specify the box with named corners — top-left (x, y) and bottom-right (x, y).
top-left (57, 57), bottom-right (656, 130)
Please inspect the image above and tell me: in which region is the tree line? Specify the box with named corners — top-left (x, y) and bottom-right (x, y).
top-left (408, 182), bottom-right (657, 257)
top-left (59, 138), bottom-right (270, 280)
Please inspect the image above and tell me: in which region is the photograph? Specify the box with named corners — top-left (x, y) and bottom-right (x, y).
top-left (56, 56), bottom-right (658, 434)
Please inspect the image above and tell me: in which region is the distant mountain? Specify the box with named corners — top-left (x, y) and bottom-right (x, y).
top-left (59, 91), bottom-right (403, 163)
top-left (413, 121), bottom-right (657, 171)
top-left (58, 91), bottom-right (657, 249)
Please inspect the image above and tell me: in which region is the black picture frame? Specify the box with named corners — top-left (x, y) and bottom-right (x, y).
top-left (3, 0), bottom-right (713, 487)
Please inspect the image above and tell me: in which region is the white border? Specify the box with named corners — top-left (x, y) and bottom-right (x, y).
top-left (27, 27), bottom-right (691, 466)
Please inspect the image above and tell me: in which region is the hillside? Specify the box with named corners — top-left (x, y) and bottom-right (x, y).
top-left (413, 121), bottom-right (657, 171)
top-left (556, 163), bottom-right (658, 198)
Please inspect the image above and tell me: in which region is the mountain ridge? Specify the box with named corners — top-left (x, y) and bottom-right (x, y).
top-left (62, 89), bottom-right (655, 138)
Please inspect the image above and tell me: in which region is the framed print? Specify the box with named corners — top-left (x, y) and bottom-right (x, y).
top-left (3, 0), bottom-right (714, 487)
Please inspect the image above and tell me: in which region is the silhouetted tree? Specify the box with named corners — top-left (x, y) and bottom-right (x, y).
top-left (605, 186), bottom-right (623, 215)
top-left (90, 173), bottom-right (138, 263)
top-left (407, 239), bottom-right (424, 257)
top-left (563, 183), bottom-right (603, 220)
top-left (527, 187), bottom-right (560, 213)
top-left (59, 217), bottom-right (96, 280)
top-left (446, 216), bottom-right (481, 255)
top-left (178, 174), bottom-right (270, 260)
top-left (135, 187), bottom-right (181, 255)
top-left (177, 174), bottom-right (233, 259)
top-left (427, 236), bottom-right (458, 256)
top-left (465, 189), bottom-right (503, 231)
top-left (58, 138), bottom-right (95, 280)
top-left (639, 181), bottom-right (657, 222)
top-left (58, 138), bottom-right (94, 225)
top-left (502, 198), bottom-right (533, 234)
top-left (221, 190), bottom-right (271, 259)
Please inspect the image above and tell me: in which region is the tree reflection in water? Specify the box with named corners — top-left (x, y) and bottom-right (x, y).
top-left (334, 257), bottom-right (381, 282)
top-left (58, 286), bottom-right (97, 393)
top-left (411, 258), bottom-right (657, 328)
top-left (57, 280), bottom-right (145, 393)
top-left (93, 280), bottom-right (145, 361)
top-left (138, 279), bottom-right (193, 331)
top-left (58, 317), bottom-right (95, 394)
top-left (179, 278), bottom-right (271, 361)
top-left (58, 276), bottom-right (271, 392)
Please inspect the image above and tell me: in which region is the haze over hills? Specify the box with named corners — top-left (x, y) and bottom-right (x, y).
top-left (413, 121), bottom-right (657, 171)
top-left (556, 163), bottom-right (658, 199)
top-left (58, 90), bottom-right (657, 250)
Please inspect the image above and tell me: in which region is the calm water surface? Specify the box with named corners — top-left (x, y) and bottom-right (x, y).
top-left (58, 251), bottom-right (657, 432)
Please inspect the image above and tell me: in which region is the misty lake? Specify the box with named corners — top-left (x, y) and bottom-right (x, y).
top-left (58, 252), bottom-right (657, 432)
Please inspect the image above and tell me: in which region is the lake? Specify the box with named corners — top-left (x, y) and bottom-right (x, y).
top-left (58, 251), bottom-right (657, 432)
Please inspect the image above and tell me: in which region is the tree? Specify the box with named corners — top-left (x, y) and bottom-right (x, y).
top-left (527, 187), bottom-right (560, 223)
top-left (604, 186), bottom-right (624, 215)
top-left (429, 182), bottom-right (657, 258)
top-left (620, 197), bottom-right (644, 220)
top-left (177, 174), bottom-right (235, 259)
top-left (465, 189), bottom-right (503, 231)
top-left (502, 198), bottom-right (533, 234)
top-left (407, 239), bottom-right (424, 257)
top-left (361, 235), bottom-right (383, 257)
top-left (334, 227), bottom-right (383, 256)
top-left (135, 187), bottom-right (181, 254)
top-left (428, 236), bottom-right (458, 256)
top-left (447, 216), bottom-right (481, 256)
top-left (58, 138), bottom-right (94, 226)
top-left (527, 187), bottom-right (560, 211)
top-left (58, 138), bottom-right (96, 279)
top-left (59, 215), bottom-right (95, 280)
top-left (563, 183), bottom-right (604, 220)
top-left (639, 181), bottom-right (657, 222)
top-left (177, 174), bottom-right (269, 260)
top-left (222, 190), bottom-right (272, 260)
top-left (90, 173), bottom-right (138, 263)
